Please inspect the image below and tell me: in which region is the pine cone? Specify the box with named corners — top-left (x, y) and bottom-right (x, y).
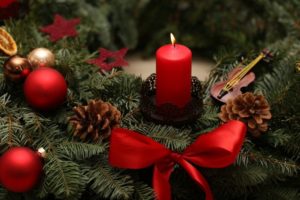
top-left (69, 100), bottom-right (121, 141)
top-left (219, 92), bottom-right (272, 137)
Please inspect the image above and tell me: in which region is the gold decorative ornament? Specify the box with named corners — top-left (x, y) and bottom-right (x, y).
top-left (27, 47), bottom-right (55, 68)
top-left (4, 55), bottom-right (32, 82)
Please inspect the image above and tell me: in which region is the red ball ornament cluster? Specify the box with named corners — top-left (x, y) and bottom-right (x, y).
top-left (0, 147), bottom-right (43, 192)
top-left (3, 47), bottom-right (67, 111)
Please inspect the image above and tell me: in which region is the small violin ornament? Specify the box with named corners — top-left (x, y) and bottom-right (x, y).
top-left (211, 49), bottom-right (272, 103)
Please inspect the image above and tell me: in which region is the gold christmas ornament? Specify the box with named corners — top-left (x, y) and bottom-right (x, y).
top-left (27, 47), bottom-right (55, 68)
top-left (219, 92), bottom-right (272, 137)
top-left (69, 100), bottom-right (121, 141)
top-left (0, 27), bottom-right (17, 56)
top-left (4, 55), bottom-right (32, 82)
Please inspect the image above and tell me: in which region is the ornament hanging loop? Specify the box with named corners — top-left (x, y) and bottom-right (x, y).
top-left (37, 147), bottom-right (47, 158)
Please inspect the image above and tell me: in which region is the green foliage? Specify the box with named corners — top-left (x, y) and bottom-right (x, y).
top-left (0, 187), bottom-right (7, 200)
top-left (135, 123), bottom-right (192, 152)
top-left (0, 1), bottom-right (299, 200)
top-left (83, 161), bottom-right (134, 200)
top-left (263, 129), bottom-right (291, 148)
top-left (253, 186), bottom-right (300, 200)
top-left (28, 0), bottom-right (139, 51)
top-left (56, 142), bottom-right (107, 161)
top-left (254, 56), bottom-right (297, 109)
top-left (194, 105), bottom-right (219, 130)
top-left (41, 154), bottom-right (87, 200)
top-left (101, 73), bottom-right (142, 114)
top-left (133, 182), bottom-right (154, 200)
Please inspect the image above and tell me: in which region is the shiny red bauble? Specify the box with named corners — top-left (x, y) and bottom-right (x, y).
top-left (0, 147), bottom-right (42, 192)
top-left (23, 67), bottom-right (67, 111)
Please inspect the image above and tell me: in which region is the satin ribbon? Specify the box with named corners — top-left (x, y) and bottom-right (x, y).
top-left (109, 120), bottom-right (246, 200)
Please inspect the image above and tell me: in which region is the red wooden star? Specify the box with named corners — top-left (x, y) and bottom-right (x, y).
top-left (87, 48), bottom-right (129, 71)
top-left (40, 14), bottom-right (80, 42)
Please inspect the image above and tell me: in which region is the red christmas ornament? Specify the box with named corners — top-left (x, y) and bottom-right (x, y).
top-left (0, 147), bottom-right (42, 192)
top-left (40, 14), bottom-right (80, 42)
top-left (0, 0), bottom-right (16, 7)
top-left (23, 67), bottom-right (67, 111)
top-left (0, 0), bottom-right (19, 20)
top-left (87, 48), bottom-right (129, 71)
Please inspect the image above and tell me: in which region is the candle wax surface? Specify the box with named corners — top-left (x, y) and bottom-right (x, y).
top-left (156, 44), bottom-right (192, 108)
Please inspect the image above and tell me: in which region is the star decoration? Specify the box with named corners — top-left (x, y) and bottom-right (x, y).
top-left (40, 14), bottom-right (80, 42)
top-left (87, 48), bottom-right (129, 71)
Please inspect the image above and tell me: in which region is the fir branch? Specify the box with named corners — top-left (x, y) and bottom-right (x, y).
top-left (0, 187), bottom-right (7, 200)
top-left (254, 55), bottom-right (297, 108)
top-left (101, 73), bottom-right (142, 114)
top-left (229, 165), bottom-right (269, 186)
top-left (135, 124), bottom-right (192, 152)
top-left (43, 154), bottom-right (87, 200)
top-left (22, 112), bottom-right (50, 134)
top-left (56, 142), bottom-right (107, 161)
top-left (4, 192), bottom-right (22, 200)
top-left (31, 122), bottom-right (64, 151)
top-left (0, 115), bottom-right (24, 148)
top-left (194, 105), bottom-right (219, 129)
top-left (121, 108), bottom-right (144, 129)
top-left (237, 151), bottom-right (299, 176)
top-left (284, 133), bottom-right (300, 160)
top-left (0, 94), bottom-right (11, 113)
top-left (254, 186), bottom-right (300, 200)
top-left (263, 129), bottom-right (292, 148)
top-left (7, 115), bottom-right (13, 147)
top-left (84, 162), bottom-right (134, 200)
top-left (133, 182), bottom-right (155, 200)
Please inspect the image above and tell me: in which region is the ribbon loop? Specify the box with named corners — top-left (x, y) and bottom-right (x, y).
top-left (109, 120), bottom-right (246, 200)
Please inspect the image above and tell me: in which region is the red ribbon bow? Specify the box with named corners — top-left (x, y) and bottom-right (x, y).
top-left (109, 120), bottom-right (246, 200)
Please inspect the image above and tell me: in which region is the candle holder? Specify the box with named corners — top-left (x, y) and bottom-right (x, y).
top-left (140, 74), bottom-right (203, 126)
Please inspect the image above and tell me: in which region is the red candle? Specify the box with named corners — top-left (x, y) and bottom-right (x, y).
top-left (156, 34), bottom-right (192, 108)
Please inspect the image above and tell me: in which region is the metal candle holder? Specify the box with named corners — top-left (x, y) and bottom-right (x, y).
top-left (140, 74), bottom-right (203, 126)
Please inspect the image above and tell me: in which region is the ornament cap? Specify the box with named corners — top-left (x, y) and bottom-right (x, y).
top-left (37, 147), bottom-right (47, 158)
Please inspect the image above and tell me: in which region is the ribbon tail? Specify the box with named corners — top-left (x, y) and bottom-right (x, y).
top-left (178, 159), bottom-right (214, 200)
top-left (153, 164), bottom-right (173, 200)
